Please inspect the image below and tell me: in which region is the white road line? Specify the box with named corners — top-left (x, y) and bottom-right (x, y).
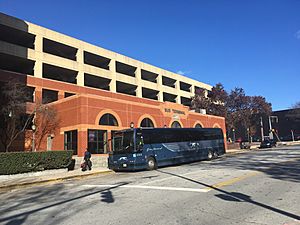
top-left (142, 169), bottom-right (212, 185)
top-left (82, 184), bottom-right (209, 193)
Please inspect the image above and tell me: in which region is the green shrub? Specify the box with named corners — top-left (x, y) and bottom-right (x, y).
top-left (0, 150), bottom-right (73, 175)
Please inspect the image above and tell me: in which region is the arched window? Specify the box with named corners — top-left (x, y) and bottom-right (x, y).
top-left (99, 113), bottom-right (118, 126)
top-left (140, 118), bottom-right (154, 127)
top-left (195, 123), bottom-right (202, 128)
top-left (171, 121), bottom-right (182, 128)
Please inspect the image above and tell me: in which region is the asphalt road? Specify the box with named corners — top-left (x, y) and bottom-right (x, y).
top-left (1, 145), bottom-right (300, 225)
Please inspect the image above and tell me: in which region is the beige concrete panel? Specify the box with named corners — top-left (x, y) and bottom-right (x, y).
top-left (28, 23), bottom-right (81, 49)
top-left (115, 73), bottom-right (138, 85)
top-left (179, 91), bottom-right (194, 98)
top-left (42, 52), bottom-right (80, 71)
top-left (139, 80), bottom-right (158, 90)
top-left (140, 63), bottom-right (161, 75)
top-left (114, 54), bottom-right (140, 68)
top-left (83, 64), bottom-right (113, 79)
top-left (162, 86), bottom-right (178, 95)
top-left (82, 42), bottom-right (115, 60)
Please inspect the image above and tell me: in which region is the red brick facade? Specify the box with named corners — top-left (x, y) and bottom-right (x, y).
top-left (26, 76), bottom-right (226, 156)
top-left (1, 72), bottom-right (226, 156)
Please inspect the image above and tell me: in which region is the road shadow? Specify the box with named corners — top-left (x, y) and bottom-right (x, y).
top-left (157, 169), bottom-right (300, 221)
top-left (188, 148), bottom-right (300, 183)
top-left (101, 190), bottom-right (114, 203)
top-left (0, 182), bottom-right (128, 225)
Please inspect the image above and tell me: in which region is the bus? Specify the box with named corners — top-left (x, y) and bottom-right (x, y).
top-left (108, 128), bottom-right (225, 171)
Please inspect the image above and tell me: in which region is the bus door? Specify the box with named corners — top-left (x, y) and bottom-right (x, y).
top-left (135, 130), bottom-right (146, 167)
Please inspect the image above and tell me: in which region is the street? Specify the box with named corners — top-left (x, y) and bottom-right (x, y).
top-left (0, 145), bottom-right (300, 225)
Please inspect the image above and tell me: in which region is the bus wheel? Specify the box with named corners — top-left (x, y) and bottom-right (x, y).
top-left (147, 157), bottom-right (157, 170)
top-left (207, 150), bottom-right (213, 160)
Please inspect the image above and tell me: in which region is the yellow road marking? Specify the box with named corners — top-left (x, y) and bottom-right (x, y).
top-left (204, 171), bottom-right (260, 191)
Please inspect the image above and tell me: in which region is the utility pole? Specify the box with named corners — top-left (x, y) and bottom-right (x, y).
top-left (260, 117), bottom-right (264, 142)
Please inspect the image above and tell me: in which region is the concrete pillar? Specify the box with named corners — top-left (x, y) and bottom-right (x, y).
top-left (191, 85), bottom-right (195, 95)
top-left (157, 74), bottom-right (163, 102)
top-left (76, 48), bottom-right (84, 86)
top-left (34, 35), bottom-right (43, 78)
top-left (175, 80), bottom-right (180, 104)
top-left (109, 59), bottom-right (116, 92)
top-left (136, 68), bottom-right (142, 98)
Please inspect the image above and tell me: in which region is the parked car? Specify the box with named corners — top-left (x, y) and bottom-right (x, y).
top-left (259, 139), bottom-right (277, 148)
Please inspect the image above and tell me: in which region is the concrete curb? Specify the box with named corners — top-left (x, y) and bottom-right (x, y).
top-left (0, 169), bottom-right (114, 191)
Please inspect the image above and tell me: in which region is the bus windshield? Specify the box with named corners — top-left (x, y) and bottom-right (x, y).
top-left (113, 131), bottom-right (134, 153)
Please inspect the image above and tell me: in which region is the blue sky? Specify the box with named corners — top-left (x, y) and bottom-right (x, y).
top-left (1, 0), bottom-right (299, 110)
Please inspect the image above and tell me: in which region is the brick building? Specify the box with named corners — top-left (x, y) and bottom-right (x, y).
top-left (0, 13), bottom-right (226, 156)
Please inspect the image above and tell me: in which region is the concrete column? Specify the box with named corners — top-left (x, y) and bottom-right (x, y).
top-left (175, 80), bottom-right (180, 104)
top-left (136, 68), bottom-right (142, 98)
top-left (157, 74), bottom-right (163, 102)
top-left (76, 48), bottom-right (84, 86)
top-left (34, 35), bottom-right (43, 78)
top-left (109, 59), bottom-right (116, 92)
top-left (191, 85), bottom-right (195, 95)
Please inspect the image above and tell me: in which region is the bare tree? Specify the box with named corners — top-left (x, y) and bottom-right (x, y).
top-left (191, 83), bottom-right (272, 142)
top-left (190, 88), bottom-right (210, 112)
top-left (34, 102), bottom-right (60, 150)
top-left (0, 80), bottom-right (61, 152)
top-left (0, 80), bottom-right (33, 152)
top-left (292, 101), bottom-right (300, 109)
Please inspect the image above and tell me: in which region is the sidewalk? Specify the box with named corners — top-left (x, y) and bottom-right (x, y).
top-left (0, 146), bottom-right (268, 191)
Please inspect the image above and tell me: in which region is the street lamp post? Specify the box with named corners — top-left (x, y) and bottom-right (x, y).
top-left (247, 128), bottom-right (250, 142)
top-left (32, 109), bottom-right (36, 152)
top-left (32, 123), bottom-right (36, 152)
top-left (232, 128), bottom-right (236, 143)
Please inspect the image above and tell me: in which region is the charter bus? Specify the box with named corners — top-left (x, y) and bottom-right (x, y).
top-left (108, 128), bottom-right (225, 171)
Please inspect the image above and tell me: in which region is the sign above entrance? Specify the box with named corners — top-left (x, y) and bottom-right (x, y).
top-left (164, 108), bottom-right (185, 115)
